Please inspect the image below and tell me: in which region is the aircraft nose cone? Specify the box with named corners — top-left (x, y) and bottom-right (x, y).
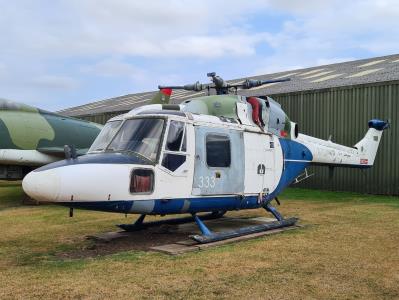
top-left (22, 170), bottom-right (60, 202)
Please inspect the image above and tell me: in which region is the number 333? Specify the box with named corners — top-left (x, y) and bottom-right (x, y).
top-left (198, 176), bottom-right (216, 188)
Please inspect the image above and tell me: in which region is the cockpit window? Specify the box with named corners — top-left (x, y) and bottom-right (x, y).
top-left (161, 121), bottom-right (187, 172)
top-left (107, 118), bottom-right (164, 162)
top-left (165, 121), bottom-right (185, 151)
top-left (181, 130), bottom-right (187, 152)
top-left (89, 120), bottom-right (122, 152)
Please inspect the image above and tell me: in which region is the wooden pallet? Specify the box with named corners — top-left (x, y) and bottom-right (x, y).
top-left (86, 216), bottom-right (302, 255)
top-left (150, 225), bottom-right (301, 255)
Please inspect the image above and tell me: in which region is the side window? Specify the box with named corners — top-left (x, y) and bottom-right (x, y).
top-left (162, 153), bottom-right (186, 172)
top-left (162, 121), bottom-right (187, 172)
top-left (130, 169), bottom-right (154, 194)
top-left (206, 134), bottom-right (231, 167)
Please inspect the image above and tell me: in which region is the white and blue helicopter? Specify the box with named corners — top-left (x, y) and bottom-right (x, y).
top-left (23, 73), bottom-right (389, 243)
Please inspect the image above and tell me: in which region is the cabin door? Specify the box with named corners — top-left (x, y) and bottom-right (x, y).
top-left (243, 132), bottom-right (276, 195)
top-left (192, 126), bottom-right (244, 195)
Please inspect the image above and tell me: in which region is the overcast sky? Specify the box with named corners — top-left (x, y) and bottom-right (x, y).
top-left (1, 0), bottom-right (398, 111)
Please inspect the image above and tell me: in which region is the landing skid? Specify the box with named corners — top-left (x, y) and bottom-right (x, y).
top-left (117, 204), bottom-right (298, 244)
top-left (117, 211), bottom-right (226, 232)
top-left (190, 203), bottom-right (298, 244)
top-left (190, 217), bottom-right (298, 244)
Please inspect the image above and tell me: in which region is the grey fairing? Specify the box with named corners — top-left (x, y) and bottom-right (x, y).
top-left (267, 98), bottom-right (289, 136)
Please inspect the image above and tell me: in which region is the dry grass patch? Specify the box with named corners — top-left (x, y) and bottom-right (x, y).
top-left (0, 185), bottom-right (398, 299)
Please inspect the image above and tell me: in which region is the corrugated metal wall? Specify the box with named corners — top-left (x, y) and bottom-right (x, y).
top-left (77, 81), bottom-right (398, 195)
top-left (272, 81), bottom-right (399, 195)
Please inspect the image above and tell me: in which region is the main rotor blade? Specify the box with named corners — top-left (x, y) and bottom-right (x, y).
top-left (228, 77), bottom-right (291, 89)
top-left (158, 81), bottom-right (209, 92)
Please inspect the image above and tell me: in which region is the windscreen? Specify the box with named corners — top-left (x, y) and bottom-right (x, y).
top-left (107, 118), bottom-right (165, 162)
top-left (88, 120), bottom-right (122, 152)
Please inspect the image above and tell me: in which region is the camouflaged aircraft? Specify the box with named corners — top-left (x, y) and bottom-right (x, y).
top-left (0, 90), bottom-right (173, 180)
top-left (22, 73), bottom-right (389, 243)
top-left (0, 98), bottom-right (103, 179)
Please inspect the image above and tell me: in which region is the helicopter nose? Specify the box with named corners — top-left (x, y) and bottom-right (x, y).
top-left (22, 169), bottom-right (60, 202)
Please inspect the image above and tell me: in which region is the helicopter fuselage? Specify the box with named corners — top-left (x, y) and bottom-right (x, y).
top-left (22, 94), bottom-right (388, 218)
top-left (22, 108), bottom-right (312, 215)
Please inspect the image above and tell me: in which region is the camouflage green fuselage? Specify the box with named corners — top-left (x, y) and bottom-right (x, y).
top-left (0, 99), bottom-right (102, 179)
top-left (0, 99), bottom-right (102, 151)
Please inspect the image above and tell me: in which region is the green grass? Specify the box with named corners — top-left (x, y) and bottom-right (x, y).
top-left (281, 187), bottom-right (399, 206)
top-left (0, 184), bottom-right (398, 299)
top-left (0, 180), bottom-right (24, 209)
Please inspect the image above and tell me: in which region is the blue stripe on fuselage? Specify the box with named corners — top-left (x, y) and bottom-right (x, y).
top-left (60, 195), bottom-right (262, 215)
top-left (268, 138), bottom-right (313, 199)
top-left (61, 200), bottom-right (134, 213)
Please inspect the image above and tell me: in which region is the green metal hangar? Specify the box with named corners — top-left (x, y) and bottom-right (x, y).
top-left (60, 54), bottom-right (399, 195)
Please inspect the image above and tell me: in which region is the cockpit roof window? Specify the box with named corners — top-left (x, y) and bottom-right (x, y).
top-left (88, 120), bottom-right (122, 153)
top-left (137, 110), bottom-right (186, 117)
top-left (107, 118), bottom-right (165, 163)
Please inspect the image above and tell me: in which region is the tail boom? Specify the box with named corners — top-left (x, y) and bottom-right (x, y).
top-left (296, 119), bottom-right (389, 168)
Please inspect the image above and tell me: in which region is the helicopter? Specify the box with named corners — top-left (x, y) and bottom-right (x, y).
top-left (22, 73), bottom-right (389, 243)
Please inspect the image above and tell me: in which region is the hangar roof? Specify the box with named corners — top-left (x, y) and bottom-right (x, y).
top-left (59, 53), bottom-right (399, 117)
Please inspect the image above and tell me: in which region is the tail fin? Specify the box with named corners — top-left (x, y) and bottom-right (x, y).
top-left (150, 88), bottom-right (172, 104)
top-left (354, 119), bottom-right (390, 165)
